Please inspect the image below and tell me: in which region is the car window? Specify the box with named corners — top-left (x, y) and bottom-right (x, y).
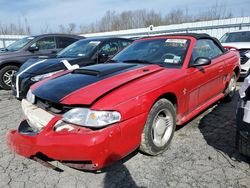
top-left (99, 41), bottom-right (119, 56)
top-left (112, 38), bottom-right (190, 67)
top-left (57, 37), bottom-right (78, 48)
top-left (120, 40), bottom-right (132, 48)
top-left (57, 40), bottom-right (100, 58)
top-left (6, 37), bottom-right (34, 51)
top-left (31, 37), bottom-right (56, 50)
top-left (220, 31), bottom-right (250, 43)
top-left (191, 39), bottom-right (223, 62)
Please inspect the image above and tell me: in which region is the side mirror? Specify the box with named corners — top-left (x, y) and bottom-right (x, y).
top-left (191, 57), bottom-right (211, 67)
top-left (28, 46), bottom-right (39, 52)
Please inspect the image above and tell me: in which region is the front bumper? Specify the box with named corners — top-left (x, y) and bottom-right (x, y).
top-left (7, 100), bottom-right (147, 170)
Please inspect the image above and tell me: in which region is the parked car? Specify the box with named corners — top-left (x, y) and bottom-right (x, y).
top-left (220, 30), bottom-right (250, 77)
top-left (11, 37), bottom-right (132, 99)
top-left (7, 33), bottom-right (240, 171)
top-left (0, 34), bottom-right (84, 90)
top-left (236, 75), bottom-right (250, 157)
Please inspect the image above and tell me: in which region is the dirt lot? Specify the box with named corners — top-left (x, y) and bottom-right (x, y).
top-left (0, 82), bottom-right (250, 188)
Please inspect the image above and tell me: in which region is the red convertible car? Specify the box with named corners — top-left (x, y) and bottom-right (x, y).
top-left (7, 34), bottom-right (240, 170)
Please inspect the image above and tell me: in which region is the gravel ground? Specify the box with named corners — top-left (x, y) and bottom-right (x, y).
top-left (0, 82), bottom-right (250, 188)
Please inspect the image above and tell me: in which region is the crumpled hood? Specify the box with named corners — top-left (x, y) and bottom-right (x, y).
top-left (221, 42), bottom-right (250, 49)
top-left (32, 63), bottom-right (163, 105)
top-left (18, 57), bottom-right (90, 76)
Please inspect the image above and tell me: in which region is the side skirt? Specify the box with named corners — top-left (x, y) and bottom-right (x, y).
top-left (177, 93), bottom-right (225, 125)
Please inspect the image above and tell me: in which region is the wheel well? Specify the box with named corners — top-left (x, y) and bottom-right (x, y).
top-left (0, 62), bottom-right (21, 70)
top-left (157, 93), bottom-right (178, 112)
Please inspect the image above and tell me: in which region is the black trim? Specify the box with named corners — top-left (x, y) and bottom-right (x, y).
top-left (140, 33), bottom-right (226, 53)
top-left (140, 33), bottom-right (210, 39)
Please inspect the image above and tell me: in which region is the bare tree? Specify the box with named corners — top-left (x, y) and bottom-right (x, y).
top-left (40, 22), bottom-right (52, 34)
top-left (67, 23), bottom-right (76, 34)
top-left (0, 16), bottom-right (31, 35)
top-left (58, 23), bottom-right (77, 34)
top-left (0, 3), bottom-right (234, 35)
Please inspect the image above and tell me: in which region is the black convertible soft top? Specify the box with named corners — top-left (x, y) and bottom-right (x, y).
top-left (141, 33), bottom-right (226, 53)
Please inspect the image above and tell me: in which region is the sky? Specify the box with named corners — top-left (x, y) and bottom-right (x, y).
top-left (0, 0), bottom-right (249, 34)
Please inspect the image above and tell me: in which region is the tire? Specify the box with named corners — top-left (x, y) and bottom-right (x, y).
top-left (236, 130), bottom-right (250, 157)
top-left (223, 72), bottom-right (237, 102)
top-left (139, 98), bottom-right (176, 155)
top-left (0, 65), bottom-right (19, 90)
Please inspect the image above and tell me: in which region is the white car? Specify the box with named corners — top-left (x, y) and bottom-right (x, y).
top-left (220, 30), bottom-right (250, 77)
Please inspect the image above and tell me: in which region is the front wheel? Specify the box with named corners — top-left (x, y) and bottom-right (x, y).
top-left (139, 99), bottom-right (176, 155)
top-left (0, 65), bottom-right (19, 90)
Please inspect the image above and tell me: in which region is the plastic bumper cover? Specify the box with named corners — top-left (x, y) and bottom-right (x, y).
top-left (7, 101), bottom-right (147, 170)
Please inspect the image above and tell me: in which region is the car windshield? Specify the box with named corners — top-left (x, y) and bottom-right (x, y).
top-left (112, 38), bottom-right (189, 67)
top-left (6, 37), bottom-right (34, 51)
top-left (57, 40), bottom-right (101, 58)
top-left (220, 31), bottom-right (250, 43)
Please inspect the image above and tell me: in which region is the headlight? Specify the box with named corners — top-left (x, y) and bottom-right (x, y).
top-left (62, 108), bottom-right (121, 128)
top-left (26, 89), bottom-right (35, 104)
top-left (31, 70), bottom-right (62, 82)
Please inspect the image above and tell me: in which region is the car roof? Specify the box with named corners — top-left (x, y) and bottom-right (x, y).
top-left (76, 37), bottom-right (133, 42)
top-left (138, 33), bottom-right (226, 52)
top-left (224, 29), bottom-right (250, 34)
top-left (30, 33), bottom-right (85, 39)
top-left (140, 33), bottom-right (211, 40)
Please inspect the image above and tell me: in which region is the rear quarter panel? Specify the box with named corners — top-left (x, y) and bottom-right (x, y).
top-left (224, 50), bottom-right (240, 79)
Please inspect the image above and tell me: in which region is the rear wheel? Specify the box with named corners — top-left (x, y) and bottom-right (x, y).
top-left (140, 99), bottom-right (176, 155)
top-left (223, 72), bottom-right (237, 102)
top-left (0, 65), bottom-right (19, 90)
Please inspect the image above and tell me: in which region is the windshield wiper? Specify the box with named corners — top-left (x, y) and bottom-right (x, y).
top-left (122, 59), bottom-right (153, 64)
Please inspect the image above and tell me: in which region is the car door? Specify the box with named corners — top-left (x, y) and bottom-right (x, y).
top-left (186, 39), bottom-right (225, 112)
top-left (29, 36), bottom-right (57, 56)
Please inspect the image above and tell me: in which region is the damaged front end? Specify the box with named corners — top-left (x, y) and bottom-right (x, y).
top-left (7, 99), bottom-right (123, 171)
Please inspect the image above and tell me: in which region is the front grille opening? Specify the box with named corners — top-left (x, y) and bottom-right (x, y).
top-left (35, 97), bottom-right (73, 114)
top-left (35, 97), bottom-right (90, 115)
top-left (18, 120), bottom-right (39, 135)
